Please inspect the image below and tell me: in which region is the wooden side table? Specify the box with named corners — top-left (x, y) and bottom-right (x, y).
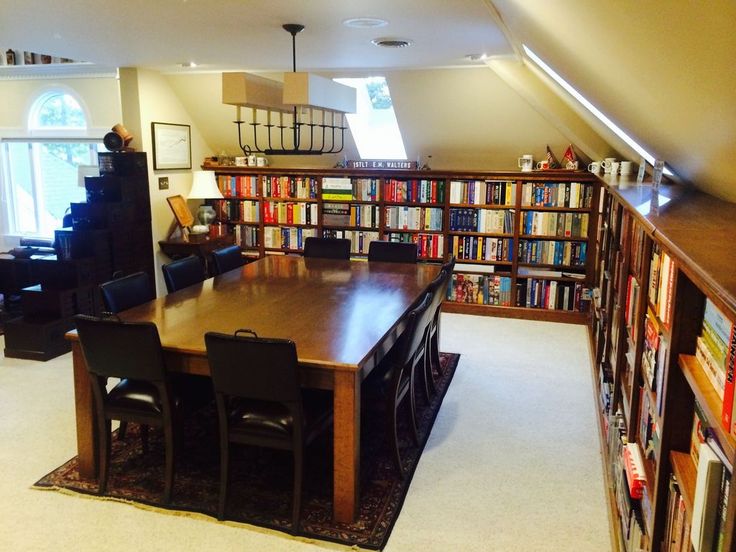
top-left (158, 234), bottom-right (235, 277)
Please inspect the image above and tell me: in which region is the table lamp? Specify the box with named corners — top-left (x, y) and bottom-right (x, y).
top-left (188, 170), bottom-right (223, 234)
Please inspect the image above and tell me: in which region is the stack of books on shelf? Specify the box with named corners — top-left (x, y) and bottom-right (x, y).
top-left (625, 274), bottom-right (641, 340)
top-left (263, 227), bottom-right (316, 251)
top-left (450, 208), bottom-right (514, 234)
top-left (641, 309), bottom-right (666, 415)
top-left (217, 174), bottom-right (258, 197)
top-left (321, 229), bottom-right (379, 255)
top-left (384, 233), bottom-right (443, 259)
top-left (517, 240), bottom-right (587, 267)
top-left (449, 236), bottom-right (512, 262)
top-left (384, 206), bottom-right (443, 231)
top-left (445, 272), bottom-right (512, 306)
top-left (263, 201), bottom-right (318, 225)
top-left (448, 180), bottom-right (515, 205)
top-left (520, 181), bottom-right (593, 208)
top-left (663, 475), bottom-right (690, 552)
top-left (263, 175), bottom-right (317, 198)
top-left (212, 199), bottom-right (260, 223)
top-left (648, 245), bottom-right (675, 329)
top-left (520, 211), bottom-right (589, 238)
top-left (321, 177), bottom-right (353, 200)
top-left (383, 178), bottom-right (445, 203)
top-left (352, 178), bottom-right (379, 201)
top-left (516, 278), bottom-right (586, 311)
top-left (234, 225), bottom-right (259, 249)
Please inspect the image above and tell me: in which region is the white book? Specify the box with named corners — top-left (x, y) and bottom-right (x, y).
top-left (691, 443), bottom-right (724, 552)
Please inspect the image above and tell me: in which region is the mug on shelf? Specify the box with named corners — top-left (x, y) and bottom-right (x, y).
top-left (518, 154), bottom-right (533, 172)
top-left (619, 161), bottom-right (633, 176)
top-left (601, 158), bottom-right (616, 174)
top-left (536, 160), bottom-right (549, 170)
top-left (588, 161), bottom-right (601, 174)
top-left (610, 161), bottom-right (620, 176)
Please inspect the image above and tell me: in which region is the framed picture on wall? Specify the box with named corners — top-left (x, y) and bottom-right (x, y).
top-left (151, 122), bottom-right (191, 170)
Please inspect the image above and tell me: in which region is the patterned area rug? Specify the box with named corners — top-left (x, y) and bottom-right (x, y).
top-left (34, 353), bottom-right (460, 550)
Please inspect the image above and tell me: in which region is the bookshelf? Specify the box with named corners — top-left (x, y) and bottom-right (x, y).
top-left (590, 175), bottom-right (736, 552)
top-left (205, 166), bottom-right (600, 324)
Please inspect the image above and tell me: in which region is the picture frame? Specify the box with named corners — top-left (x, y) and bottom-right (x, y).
top-left (151, 122), bottom-right (191, 170)
top-left (166, 194), bottom-right (194, 229)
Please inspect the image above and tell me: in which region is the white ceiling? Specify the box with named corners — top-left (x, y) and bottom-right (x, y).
top-left (0, 0), bottom-right (514, 72)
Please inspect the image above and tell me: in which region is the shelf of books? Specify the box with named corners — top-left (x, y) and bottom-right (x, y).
top-left (590, 175), bottom-right (736, 552)
top-left (206, 166), bottom-right (599, 323)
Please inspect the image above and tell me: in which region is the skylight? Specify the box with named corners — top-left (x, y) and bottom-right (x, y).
top-left (522, 44), bottom-right (672, 176)
top-left (334, 77), bottom-right (407, 160)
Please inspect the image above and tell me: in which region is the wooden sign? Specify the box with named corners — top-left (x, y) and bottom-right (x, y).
top-left (348, 160), bottom-right (418, 170)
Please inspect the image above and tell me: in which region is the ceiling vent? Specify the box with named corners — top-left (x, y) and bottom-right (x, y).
top-left (371, 37), bottom-right (413, 48)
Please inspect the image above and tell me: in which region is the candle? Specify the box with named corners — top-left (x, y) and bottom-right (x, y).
top-left (252, 107), bottom-right (256, 123)
top-left (267, 110), bottom-right (271, 125)
top-left (309, 108), bottom-right (313, 125)
top-left (236, 106), bottom-right (242, 121)
top-left (279, 111), bottom-right (283, 127)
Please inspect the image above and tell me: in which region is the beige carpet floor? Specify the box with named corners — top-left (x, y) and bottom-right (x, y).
top-left (0, 313), bottom-right (611, 551)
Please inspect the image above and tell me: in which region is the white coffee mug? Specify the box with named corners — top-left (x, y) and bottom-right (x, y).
top-left (588, 162), bottom-right (601, 174)
top-left (610, 161), bottom-right (620, 176)
top-left (619, 161), bottom-right (633, 176)
top-left (518, 154), bottom-right (533, 172)
top-left (536, 160), bottom-right (549, 170)
top-left (247, 154), bottom-right (257, 166)
top-left (601, 157), bottom-right (616, 173)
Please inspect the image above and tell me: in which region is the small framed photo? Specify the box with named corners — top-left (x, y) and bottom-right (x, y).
top-left (151, 122), bottom-right (191, 170)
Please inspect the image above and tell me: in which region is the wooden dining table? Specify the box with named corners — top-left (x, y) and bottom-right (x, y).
top-left (69, 254), bottom-right (441, 523)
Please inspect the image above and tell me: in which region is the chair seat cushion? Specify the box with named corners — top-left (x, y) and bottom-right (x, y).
top-left (228, 389), bottom-right (332, 440)
top-left (107, 379), bottom-right (166, 414)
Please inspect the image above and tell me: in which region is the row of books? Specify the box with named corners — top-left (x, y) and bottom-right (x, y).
top-left (516, 278), bottom-right (586, 311)
top-left (663, 475), bottom-right (690, 552)
top-left (649, 245), bottom-right (675, 328)
top-left (449, 208), bottom-right (514, 234)
top-left (383, 178), bottom-right (446, 204)
top-left (262, 227), bottom-right (316, 250)
top-left (685, 406), bottom-right (731, 552)
top-left (445, 272), bottom-right (513, 306)
top-left (625, 274), bottom-right (641, 342)
top-left (262, 201), bottom-right (319, 225)
top-left (217, 174), bottom-right (259, 198)
top-left (320, 178), bottom-right (381, 201)
top-left (262, 175), bottom-right (318, 199)
top-left (233, 224), bottom-right (258, 249)
top-left (641, 309), bottom-right (667, 417)
top-left (384, 232), bottom-right (444, 259)
top-left (384, 206), bottom-right (443, 231)
top-left (520, 181), bottom-right (593, 209)
top-left (449, 236), bottom-right (512, 262)
top-left (321, 229), bottom-right (380, 254)
top-left (322, 203), bottom-right (380, 229)
top-left (517, 239), bottom-right (587, 267)
top-left (448, 180), bottom-right (516, 206)
top-left (637, 385), bottom-right (660, 463)
top-left (695, 297), bottom-right (736, 435)
top-left (212, 199), bottom-right (260, 223)
top-left (520, 211), bottom-right (589, 238)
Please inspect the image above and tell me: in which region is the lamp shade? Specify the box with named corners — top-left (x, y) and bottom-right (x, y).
top-left (188, 171), bottom-right (223, 199)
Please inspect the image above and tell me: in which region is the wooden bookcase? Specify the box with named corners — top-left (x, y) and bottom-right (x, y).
top-left (205, 166), bottom-right (600, 324)
top-left (590, 175), bottom-right (736, 552)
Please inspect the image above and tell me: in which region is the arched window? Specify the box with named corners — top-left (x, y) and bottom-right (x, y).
top-left (1, 89), bottom-right (103, 237)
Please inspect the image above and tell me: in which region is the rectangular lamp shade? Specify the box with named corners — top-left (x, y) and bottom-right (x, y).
top-left (283, 72), bottom-right (356, 114)
top-left (222, 72), bottom-right (291, 113)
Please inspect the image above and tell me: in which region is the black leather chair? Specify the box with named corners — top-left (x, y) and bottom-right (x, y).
top-left (303, 237), bottom-right (351, 260)
top-left (74, 314), bottom-right (182, 504)
top-left (204, 329), bottom-right (333, 530)
top-left (212, 245), bottom-right (244, 275)
top-left (421, 262), bottom-right (454, 400)
top-left (161, 255), bottom-right (206, 293)
top-left (371, 292), bottom-right (433, 476)
top-left (100, 271), bottom-right (155, 314)
top-left (368, 241), bottom-right (417, 263)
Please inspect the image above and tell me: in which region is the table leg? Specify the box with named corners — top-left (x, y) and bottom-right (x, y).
top-left (72, 341), bottom-right (96, 479)
top-left (333, 370), bottom-right (360, 523)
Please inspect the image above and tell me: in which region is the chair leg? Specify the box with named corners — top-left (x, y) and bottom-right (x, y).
top-left (388, 384), bottom-right (403, 477)
top-left (408, 369), bottom-right (420, 446)
top-left (163, 423), bottom-right (175, 504)
top-left (97, 417), bottom-right (111, 495)
top-left (118, 421), bottom-right (128, 441)
top-left (218, 438), bottom-right (229, 520)
top-left (140, 424), bottom-right (149, 454)
top-left (292, 446), bottom-right (303, 534)
top-left (430, 324), bottom-right (442, 376)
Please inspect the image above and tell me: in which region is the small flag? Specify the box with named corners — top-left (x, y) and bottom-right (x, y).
top-left (546, 145), bottom-right (561, 169)
top-left (561, 144), bottom-right (578, 169)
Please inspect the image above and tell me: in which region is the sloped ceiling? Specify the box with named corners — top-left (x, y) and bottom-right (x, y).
top-left (492, 0), bottom-right (736, 200)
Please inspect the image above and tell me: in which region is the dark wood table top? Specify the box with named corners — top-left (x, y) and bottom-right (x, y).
top-left (117, 255), bottom-right (441, 373)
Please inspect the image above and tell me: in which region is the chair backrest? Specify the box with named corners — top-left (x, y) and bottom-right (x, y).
top-left (303, 237), bottom-right (351, 260)
top-left (74, 314), bottom-right (166, 382)
top-left (212, 245), bottom-right (244, 275)
top-left (427, 267), bottom-right (450, 318)
top-left (204, 332), bottom-right (302, 403)
top-left (441, 255), bottom-right (456, 277)
top-left (368, 241), bottom-right (417, 263)
top-left (99, 271), bottom-right (154, 314)
top-left (396, 292), bottom-right (433, 365)
top-left (162, 255), bottom-right (206, 293)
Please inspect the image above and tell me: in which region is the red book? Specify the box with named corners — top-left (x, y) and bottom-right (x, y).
top-left (286, 203), bottom-right (294, 224)
top-left (722, 323), bottom-right (736, 431)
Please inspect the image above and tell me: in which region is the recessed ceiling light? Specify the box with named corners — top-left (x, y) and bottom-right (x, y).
top-left (343, 17), bottom-right (388, 29)
top-left (180, 61), bottom-right (197, 68)
top-left (465, 53), bottom-right (488, 62)
top-left (371, 37), bottom-right (413, 48)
